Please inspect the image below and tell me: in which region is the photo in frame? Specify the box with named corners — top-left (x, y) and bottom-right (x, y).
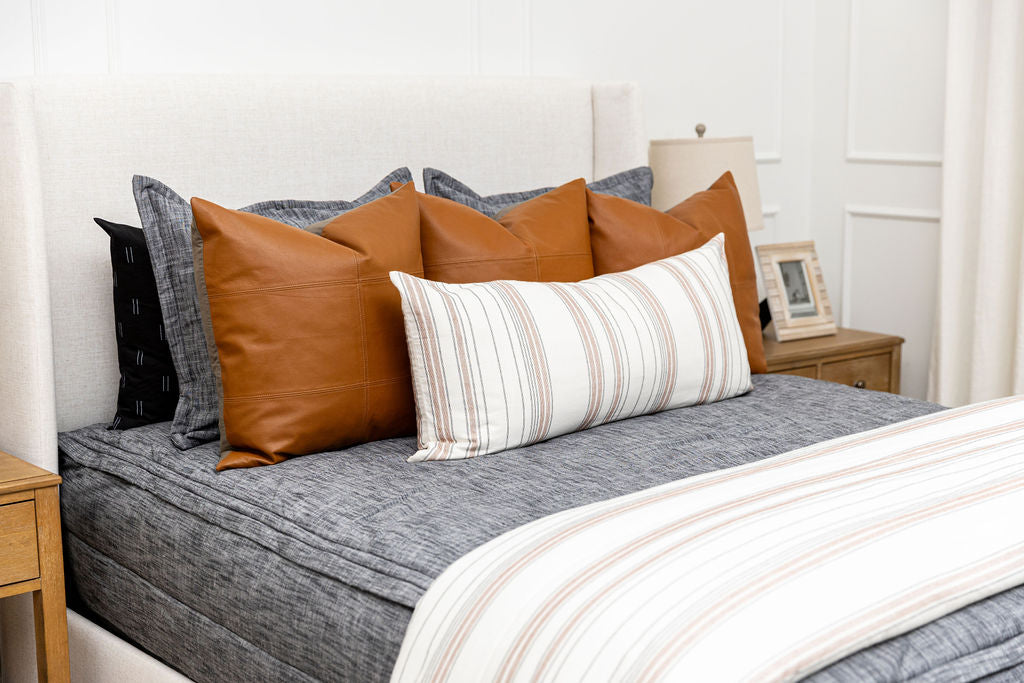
top-left (756, 241), bottom-right (837, 342)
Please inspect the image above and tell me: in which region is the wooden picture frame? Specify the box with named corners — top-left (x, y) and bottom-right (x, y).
top-left (756, 241), bottom-right (837, 342)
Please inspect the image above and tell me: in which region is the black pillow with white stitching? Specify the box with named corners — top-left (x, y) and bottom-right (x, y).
top-left (96, 217), bottom-right (179, 429)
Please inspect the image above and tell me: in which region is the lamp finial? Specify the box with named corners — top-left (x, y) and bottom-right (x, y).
top-left (695, 123), bottom-right (706, 139)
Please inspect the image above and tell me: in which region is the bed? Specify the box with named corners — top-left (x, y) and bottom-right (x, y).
top-left (2, 76), bottom-right (1023, 682)
top-left (56, 374), bottom-right (1024, 681)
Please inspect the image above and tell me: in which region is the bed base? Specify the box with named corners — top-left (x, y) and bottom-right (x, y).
top-left (1, 597), bottom-right (186, 682)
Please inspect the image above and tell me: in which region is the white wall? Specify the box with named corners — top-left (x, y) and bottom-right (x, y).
top-left (810, 0), bottom-right (946, 401)
top-left (0, 0), bottom-right (946, 398)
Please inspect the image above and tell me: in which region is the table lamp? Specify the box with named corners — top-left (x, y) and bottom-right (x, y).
top-left (648, 124), bottom-right (765, 231)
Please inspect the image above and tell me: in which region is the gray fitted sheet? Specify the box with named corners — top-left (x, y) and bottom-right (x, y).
top-left (57, 374), bottom-right (1024, 682)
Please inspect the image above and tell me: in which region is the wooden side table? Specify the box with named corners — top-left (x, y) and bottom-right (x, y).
top-left (0, 451), bottom-right (69, 682)
top-left (763, 327), bottom-right (904, 394)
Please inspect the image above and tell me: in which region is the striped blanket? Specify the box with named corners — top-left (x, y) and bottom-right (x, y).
top-left (392, 396), bottom-right (1024, 682)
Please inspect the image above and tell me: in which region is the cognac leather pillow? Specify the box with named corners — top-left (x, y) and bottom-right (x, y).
top-left (411, 178), bottom-right (594, 283)
top-left (587, 172), bottom-right (766, 373)
top-left (134, 168), bottom-right (413, 449)
top-left (192, 183), bottom-right (423, 470)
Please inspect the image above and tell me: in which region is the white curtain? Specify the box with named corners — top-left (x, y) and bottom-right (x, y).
top-left (929, 0), bottom-right (1024, 406)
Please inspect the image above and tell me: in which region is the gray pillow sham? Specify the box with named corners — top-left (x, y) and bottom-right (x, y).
top-left (132, 167), bottom-right (414, 449)
top-left (422, 166), bottom-right (653, 216)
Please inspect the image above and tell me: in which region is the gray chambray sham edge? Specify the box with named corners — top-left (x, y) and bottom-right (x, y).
top-left (132, 167), bottom-right (413, 449)
top-left (422, 166), bottom-right (653, 216)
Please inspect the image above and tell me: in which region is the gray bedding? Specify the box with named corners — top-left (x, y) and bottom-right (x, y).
top-left (57, 374), bottom-right (1024, 682)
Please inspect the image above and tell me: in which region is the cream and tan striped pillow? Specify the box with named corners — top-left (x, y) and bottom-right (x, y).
top-left (389, 234), bottom-right (752, 462)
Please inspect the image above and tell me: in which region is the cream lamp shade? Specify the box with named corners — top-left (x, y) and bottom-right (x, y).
top-left (648, 135), bottom-right (765, 231)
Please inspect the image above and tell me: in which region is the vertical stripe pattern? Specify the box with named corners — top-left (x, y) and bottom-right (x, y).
top-left (392, 396), bottom-right (1024, 682)
top-left (390, 235), bottom-right (751, 462)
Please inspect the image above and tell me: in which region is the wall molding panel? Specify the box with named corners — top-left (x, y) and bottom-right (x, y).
top-left (839, 204), bottom-right (941, 327)
top-left (104, 0), bottom-right (121, 73)
top-left (520, 0), bottom-right (532, 75)
top-left (830, 0), bottom-right (947, 398)
top-left (755, 1), bottom-right (786, 165)
top-left (467, 0), bottom-right (480, 74)
top-left (30, 0), bottom-right (48, 74)
top-left (843, 0), bottom-right (944, 167)
top-left (845, 152), bottom-right (943, 166)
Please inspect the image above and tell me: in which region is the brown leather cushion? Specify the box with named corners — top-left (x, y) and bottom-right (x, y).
top-left (588, 172), bottom-right (766, 373)
top-left (396, 178), bottom-right (593, 283)
top-left (192, 183), bottom-right (423, 470)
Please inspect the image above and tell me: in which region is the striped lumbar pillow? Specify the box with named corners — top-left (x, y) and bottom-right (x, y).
top-left (390, 233), bottom-right (752, 462)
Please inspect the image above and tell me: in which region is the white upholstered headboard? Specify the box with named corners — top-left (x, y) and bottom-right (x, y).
top-left (0, 75), bottom-right (646, 473)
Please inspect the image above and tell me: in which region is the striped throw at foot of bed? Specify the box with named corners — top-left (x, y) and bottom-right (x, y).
top-left (392, 395), bottom-right (1024, 682)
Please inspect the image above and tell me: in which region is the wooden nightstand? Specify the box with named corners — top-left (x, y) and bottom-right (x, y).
top-left (0, 451), bottom-right (69, 682)
top-left (763, 327), bottom-right (904, 394)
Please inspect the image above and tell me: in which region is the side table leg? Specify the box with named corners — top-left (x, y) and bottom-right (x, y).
top-left (32, 486), bottom-right (69, 683)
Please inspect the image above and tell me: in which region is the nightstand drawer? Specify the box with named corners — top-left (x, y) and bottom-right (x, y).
top-left (821, 353), bottom-right (891, 392)
top-left (0, 500), bottom-right (40, 586)
top-left (762, 328), bottom-right (903, 395)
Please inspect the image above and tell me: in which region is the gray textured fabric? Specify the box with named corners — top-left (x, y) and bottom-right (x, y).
top-left (984, 663), bottom-right (1024, 682)
top-left (422, 166), bottom-right (653, 216)
top-left (131, 168), bottom-right (413, 449)
top-left (807, 586), bottom-right (1024, 682)
top-left (57, 375), bottom-right (1024, 682)
top-left (66, 533), bottom-right (321, 682)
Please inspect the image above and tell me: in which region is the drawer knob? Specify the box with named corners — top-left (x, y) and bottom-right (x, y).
top-left (853, 380), bottom-right (866, 389)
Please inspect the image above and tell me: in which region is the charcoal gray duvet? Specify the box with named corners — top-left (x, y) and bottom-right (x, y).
top-left (58, 374), bottom-right (1024, 682)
